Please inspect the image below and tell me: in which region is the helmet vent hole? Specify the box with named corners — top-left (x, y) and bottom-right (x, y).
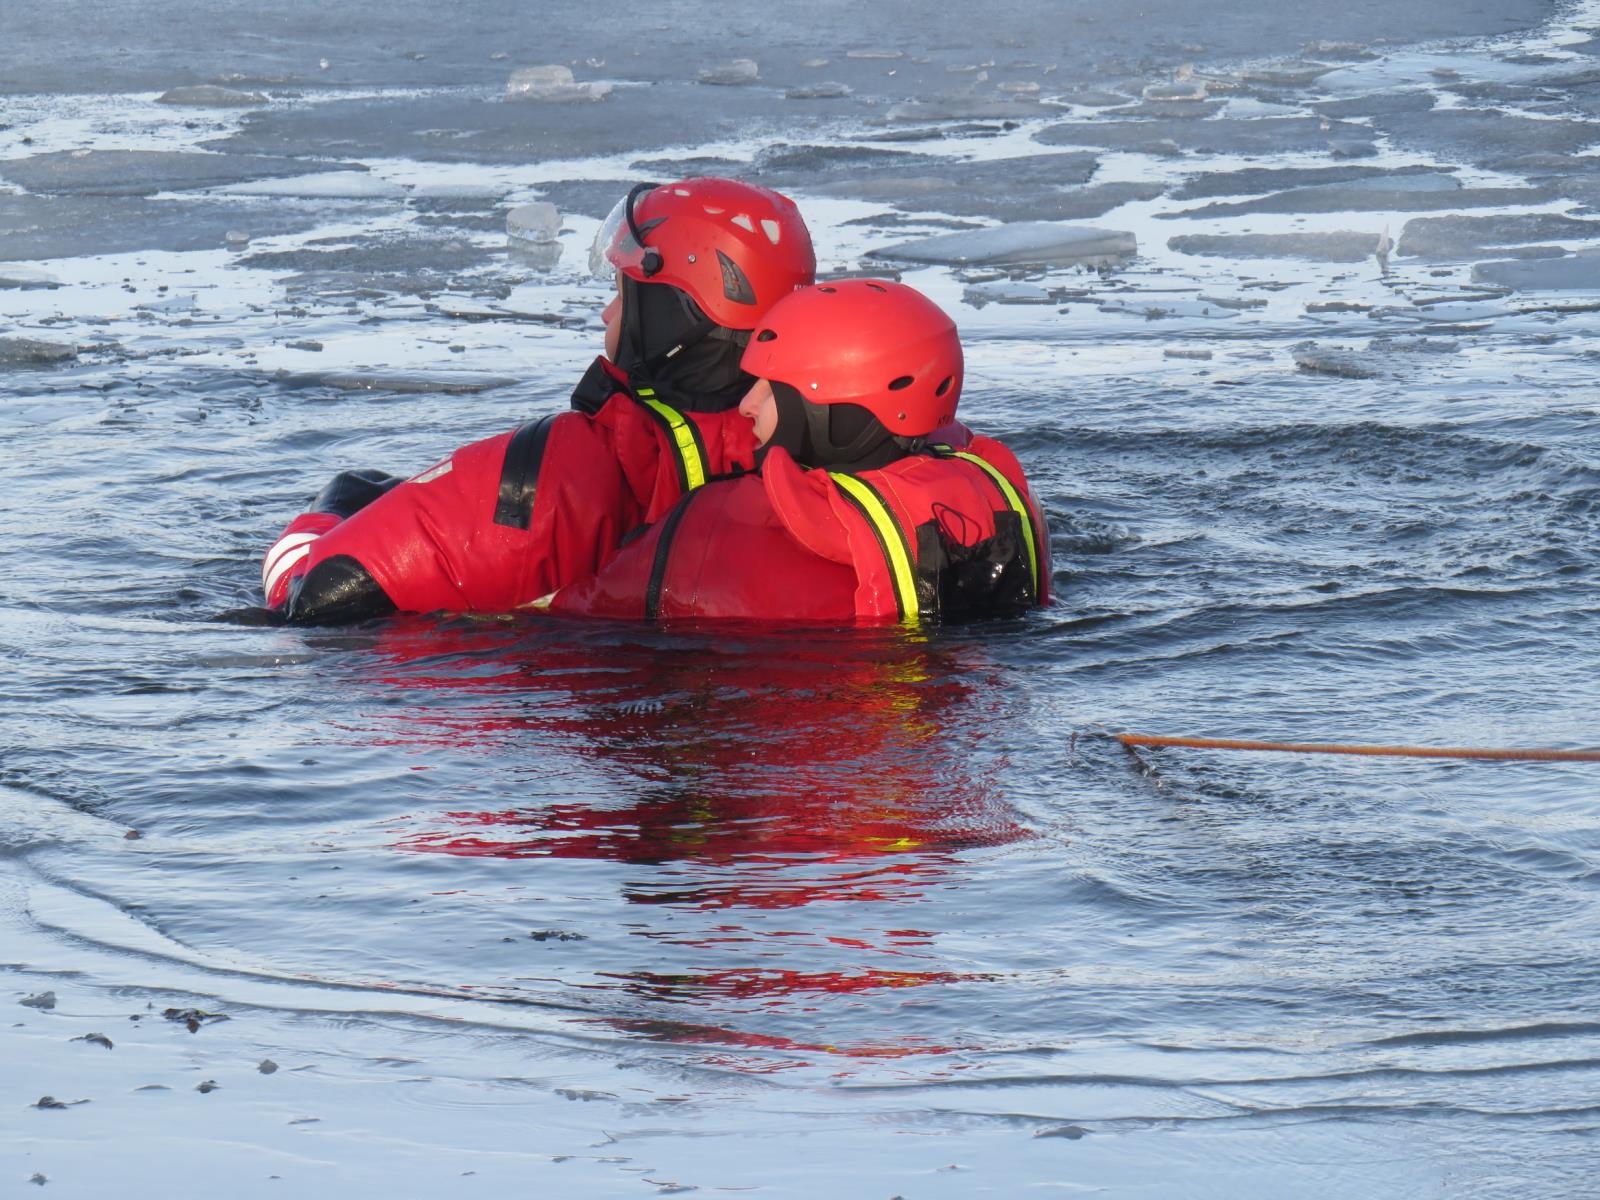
top-left (888, 375), bottom-right (914, 391)
top-left (703, 204), bottom-right (725, 214)
top-left (674, 188), bottom-right (692, 196)
top-left (761, 218), bottom-right (781, 244)
top-left (756, 329), bottom-right (778, 342)
top-left (717, 250), bottom-right (757, 306)
top-left (935, 376), bottom-right (952, 397)
top-left (731, 213), bottom-right (756, 233)
top-left (817, 285), bottom-right (837, 293)
top-left (865, 282), bottom-right (887, 292)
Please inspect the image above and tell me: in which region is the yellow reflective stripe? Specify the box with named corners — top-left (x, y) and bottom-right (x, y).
top-left (638, 396), bottom-right (707, 491)
top-left (829, 472), bottom-right (919, 625)
top-left (953, 451), bottom-right (1041, 596)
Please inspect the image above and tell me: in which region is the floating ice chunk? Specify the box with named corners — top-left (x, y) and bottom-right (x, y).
top-left (1370, 110), bottom-right (1598, 166)
top-left (505, 65), bottom-right (612, 103)
top-left (408, 181), bottom-right (509, 201)
top-left (1399, 214), bottom-right (1600, 259)
top-left (0, 336), bottom-right (78, 365)
top-left (1291, 336), bottom-right (1460, 378)
top-left (786, 82), bottom-right (852, 99)
top-left (1168, 231), bottom-right (1383, 262)
top-left (698, 59), bottom-right (759, 86)
top-left (0, 267), bottom-right (62, 290)
top-left (157, 85), bottom-right (269, 106)
top-left (887, 97), bottom-right (1039, 121)
top-left (1144, 81), bottom-right (1209, 101)
top-left (1038, 115), bottom-right (1371, 157)
top-left (1, 150), bottom-right (357, 196)
top-left (506, 202), bottom-right (561, 245)
top-left (1292, 342), bottom-right (1385, 378)
top-left (274, 368), bottom-right (519, 394)
top-left (1159, 174), bottom-right (1554, 219)
top-left (1302, 40), bottom-right (1378, 61)
top-left (216, 171), bottom-right (403, 199)
top-left (846, 50), bottom-right (904, 60)
top-left (1098, 297), bottom-right (1241, 320)
top-left (1472, 250), bottom-right (1600, 291)
top-left (1233, 60), bottom-right (1336, 87)
top-left (869, 222), bottom-right (1135, 268)
top-left (962, 281), bottom-right (1058, 307)
top-left (1165, 348), bottom-right (1214, 359)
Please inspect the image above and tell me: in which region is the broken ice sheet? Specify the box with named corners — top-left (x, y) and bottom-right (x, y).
top-left (0, 150), bottom-right (360, 197)
top-left (1168, 231), bottom-right (1384, 262)
top-left (1473, 250), bottom-right (1600, 291)
top-left (869, 222), bottom-right (1135, 268)
top-left (1397, 214), bottom-right (1600, 259)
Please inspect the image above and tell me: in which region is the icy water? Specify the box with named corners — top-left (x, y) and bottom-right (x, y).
top-left (6, 1), bottom-right (1600, 1195)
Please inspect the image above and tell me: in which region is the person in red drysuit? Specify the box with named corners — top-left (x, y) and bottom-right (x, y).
top-left (548, 279), bottom-right (1051, 625)
top-left (256, 176), bottom-right (817, 624)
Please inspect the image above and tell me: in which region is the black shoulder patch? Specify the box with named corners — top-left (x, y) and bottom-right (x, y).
top-left (494, 414), bottom-right (556, 529)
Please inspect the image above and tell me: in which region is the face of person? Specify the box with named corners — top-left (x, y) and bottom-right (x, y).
top-left (738, 378), bottom-right (777, 446)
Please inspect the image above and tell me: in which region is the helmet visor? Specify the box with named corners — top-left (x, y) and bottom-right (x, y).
top-left (586, 184), bottom-right (658, 280)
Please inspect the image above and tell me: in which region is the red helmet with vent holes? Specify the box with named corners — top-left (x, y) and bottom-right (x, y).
top-left (599, 177), bottom-right (815, 329)
top-left (739, 280), bottom-right (963, 436)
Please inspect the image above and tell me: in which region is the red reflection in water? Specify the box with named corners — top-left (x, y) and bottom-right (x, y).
top-left (359, 618), bottom-right (1028, 1062)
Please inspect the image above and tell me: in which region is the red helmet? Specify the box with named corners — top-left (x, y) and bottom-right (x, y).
top-left (739, 280), bottom-right (963, 436)
top-left (598, 177), bottom-right (815, 329)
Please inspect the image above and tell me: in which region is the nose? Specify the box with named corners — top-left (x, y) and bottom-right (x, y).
top-left (601, 297), bottom-right (620, 327)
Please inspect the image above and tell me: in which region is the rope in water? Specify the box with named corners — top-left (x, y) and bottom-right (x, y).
top-left (1114, 734), bottom-right (1600, 763)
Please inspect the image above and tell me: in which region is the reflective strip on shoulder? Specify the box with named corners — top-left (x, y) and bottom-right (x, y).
top-left (635, 390), bottom-right (708, 492)
top-left (828, 472), bottom-right (919, 626)
top-left (952, 451), bottom-right (1042, 597)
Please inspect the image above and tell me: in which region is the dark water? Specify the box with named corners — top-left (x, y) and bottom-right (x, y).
top-left (6, 0), bottom-right (1600, 1195)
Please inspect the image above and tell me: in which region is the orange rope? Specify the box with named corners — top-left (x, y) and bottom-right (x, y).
top-left (1115, 734), bottom-right (1600, 763)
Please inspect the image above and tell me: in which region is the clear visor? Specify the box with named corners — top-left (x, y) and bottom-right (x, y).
top-left (587, 191), bottom-right (650, 280)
